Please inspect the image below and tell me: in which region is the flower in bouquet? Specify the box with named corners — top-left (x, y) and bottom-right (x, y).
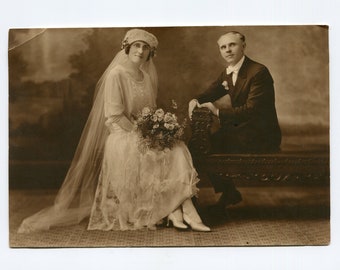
top-left (142, 107), bottom-right (152, 117)
top-left (136, 106), bottom-right (186, 151)
top-left (155, 108), bottom-right (165, 121)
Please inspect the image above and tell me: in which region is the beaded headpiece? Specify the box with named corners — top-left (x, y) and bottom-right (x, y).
top-left (121, 29), bottom-right (158, 50)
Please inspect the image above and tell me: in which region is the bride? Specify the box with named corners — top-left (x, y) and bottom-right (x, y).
top-left (18, 29), bottom-right (210, 233)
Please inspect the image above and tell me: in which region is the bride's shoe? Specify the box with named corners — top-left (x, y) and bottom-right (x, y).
top-left (182, 198), bottom-right (211, 232)
top-left (183, 213), bottom-right (211, 232)
top-left (167, 207), bottom-right (188, 230)
top-left (167, 213), bottom-right (188, 230)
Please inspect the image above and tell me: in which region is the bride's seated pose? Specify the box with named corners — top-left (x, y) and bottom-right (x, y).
top-left (18, 29), bottom-right (210, 233)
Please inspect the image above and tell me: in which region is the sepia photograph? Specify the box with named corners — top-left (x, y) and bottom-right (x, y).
top-left (8, 26), bottom-right (330, 248)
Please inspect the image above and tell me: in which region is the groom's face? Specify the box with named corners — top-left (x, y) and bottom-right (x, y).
top-left (218, 33), bottom-right (245, 66)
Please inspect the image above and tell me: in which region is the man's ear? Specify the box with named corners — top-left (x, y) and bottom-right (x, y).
top-left (243, 42), bottom-right (247, 50)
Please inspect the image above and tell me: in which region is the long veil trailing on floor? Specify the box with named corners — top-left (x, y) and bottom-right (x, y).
top-left (18, 49), bottom-right (158, 233)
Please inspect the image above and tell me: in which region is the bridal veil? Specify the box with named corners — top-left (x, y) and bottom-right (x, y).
top-left (18, 29), bottom-right (159, 233)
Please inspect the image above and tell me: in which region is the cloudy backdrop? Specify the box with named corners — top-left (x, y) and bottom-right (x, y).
top-left (8, 26), bottom-right (329, 186)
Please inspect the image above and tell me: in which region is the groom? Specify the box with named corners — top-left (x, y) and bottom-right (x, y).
top-left (188, 31), bottom-right (281, 213)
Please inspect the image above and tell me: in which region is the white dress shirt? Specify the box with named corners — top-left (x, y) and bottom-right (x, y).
top-left (226, 55), bottom-right (245, 85)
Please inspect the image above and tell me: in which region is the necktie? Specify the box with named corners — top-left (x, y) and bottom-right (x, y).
top-left (225, 72), bottom-right (234, 93)
top-left (226, 67), bottom-right (238, 85)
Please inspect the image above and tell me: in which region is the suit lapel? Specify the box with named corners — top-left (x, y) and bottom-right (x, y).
top-left (231, 56), bottom-right (249, 102)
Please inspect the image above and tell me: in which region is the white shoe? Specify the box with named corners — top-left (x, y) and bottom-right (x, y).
top-left (182, 199), bottom-right (211, 232)
top-left (183, 213), bottom-right (211, 232)
top-left (167, 208), bottom-right (188, 230)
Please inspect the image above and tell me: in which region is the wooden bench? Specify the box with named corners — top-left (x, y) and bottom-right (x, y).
top-left (188, 108), bottom-right (330, 187)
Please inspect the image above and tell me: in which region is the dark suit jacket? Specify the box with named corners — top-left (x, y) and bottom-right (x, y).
top-left (196, 56), bottom-right (281, 153)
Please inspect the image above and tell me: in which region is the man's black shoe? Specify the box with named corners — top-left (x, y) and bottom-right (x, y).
top-left (218, 190), bottom-right (243, 207)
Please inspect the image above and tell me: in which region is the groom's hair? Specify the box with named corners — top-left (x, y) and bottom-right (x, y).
top-left (219, 31), bottom-right (246, 43)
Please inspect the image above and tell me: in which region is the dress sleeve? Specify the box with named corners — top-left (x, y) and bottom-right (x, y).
top-left (103, 69), bottom-right (134, 132)
top-left (103, 69), bottom-right (125, 118)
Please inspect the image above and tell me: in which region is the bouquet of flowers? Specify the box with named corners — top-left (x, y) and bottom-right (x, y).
top-left (136, 106), bottom-right (186, 151)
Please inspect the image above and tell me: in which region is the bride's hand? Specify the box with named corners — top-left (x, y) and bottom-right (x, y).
top-left (131, 120), bottom-right (138, 132)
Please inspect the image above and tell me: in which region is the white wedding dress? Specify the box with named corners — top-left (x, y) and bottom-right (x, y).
top-left (18, 54), bottom-right (200, 233)
top-left (87, 65), bottom-right (199, 230)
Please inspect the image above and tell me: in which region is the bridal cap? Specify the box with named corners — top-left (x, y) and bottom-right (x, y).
top-left (122, 29), bottom-right (158, 50)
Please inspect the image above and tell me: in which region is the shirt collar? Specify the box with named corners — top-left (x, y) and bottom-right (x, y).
top-left (226, 55), bottom-right (245, 75)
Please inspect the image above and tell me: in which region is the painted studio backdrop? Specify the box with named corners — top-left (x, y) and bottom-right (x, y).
top-left (9, 26), bottom-right (329, 188)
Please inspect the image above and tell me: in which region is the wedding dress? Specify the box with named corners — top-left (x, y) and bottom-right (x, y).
top-left (87, 65), bottom-right (199, 230)
top-left (18, 50), bottom-right (200, 233)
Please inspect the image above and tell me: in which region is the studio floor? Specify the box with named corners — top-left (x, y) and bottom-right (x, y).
top-left (9, 186), bottom-right (330, 247)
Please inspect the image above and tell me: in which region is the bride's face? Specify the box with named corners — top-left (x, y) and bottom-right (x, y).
top-left (128, 41), bottom-right (151, 65)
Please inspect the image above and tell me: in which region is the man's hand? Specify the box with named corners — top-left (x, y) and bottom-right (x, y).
top-left (188, 99), bottom-right (199, 120)
top-left (198, 102), bottom-right (219, 116)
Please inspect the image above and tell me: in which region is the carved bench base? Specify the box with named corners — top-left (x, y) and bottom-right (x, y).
top-left (193, 152), bottom-right (329, 186)
top-left (189, 107), bottom-right (329, 187)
